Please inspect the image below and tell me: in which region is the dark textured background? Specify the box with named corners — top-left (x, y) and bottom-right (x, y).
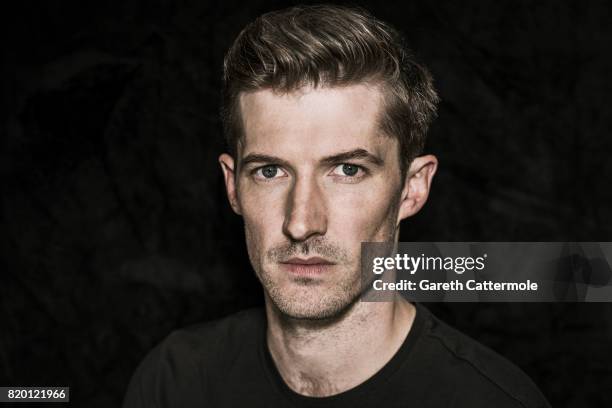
top-left (2, 0), bottom-right (612, 406)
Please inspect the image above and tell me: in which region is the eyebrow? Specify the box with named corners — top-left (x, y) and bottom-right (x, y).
top-left (320, 148), bottom-right (384, 167)
top-left (240, 154), bottom-right (291, 169)
top-left (240, 148), bottom-right (384, 169)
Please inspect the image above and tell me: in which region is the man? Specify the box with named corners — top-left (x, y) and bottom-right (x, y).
top-left (123, 5), bottom-right (550, 407)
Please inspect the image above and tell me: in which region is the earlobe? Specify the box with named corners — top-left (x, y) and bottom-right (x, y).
top-left (397, 155), bottom-right (438, 223)
top-left (218, 153), bottom-right (242, 215)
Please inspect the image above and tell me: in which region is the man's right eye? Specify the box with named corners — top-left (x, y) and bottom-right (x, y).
top-left (254, 165), bottom-right (286, 180)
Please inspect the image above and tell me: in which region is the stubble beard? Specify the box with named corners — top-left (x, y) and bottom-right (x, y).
top-left (249, 236), bottom-right (364, 321)
top-left (260, 266), bottom-right (363, 321)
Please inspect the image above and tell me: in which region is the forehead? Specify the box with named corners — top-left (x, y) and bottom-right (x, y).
top-left (238, 84), bottom-right (394, 157)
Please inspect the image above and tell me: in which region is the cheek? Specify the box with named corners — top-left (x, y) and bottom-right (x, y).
top-left (239, 184), bottom-right (286, 251)
top-left (327, 184), bottom-right (401, 241)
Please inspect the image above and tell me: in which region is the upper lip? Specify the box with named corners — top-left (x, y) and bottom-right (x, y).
top-left (281, 257), bottom-right (334, 265)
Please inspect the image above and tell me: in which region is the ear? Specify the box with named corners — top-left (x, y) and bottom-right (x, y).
top-left (397, 154), bottom-right (438, 223)
top-left (218, 153), bottom-right (242, 215)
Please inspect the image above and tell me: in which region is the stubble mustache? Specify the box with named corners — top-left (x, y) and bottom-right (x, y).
top-left (266, 236), bottom-right (350, 264)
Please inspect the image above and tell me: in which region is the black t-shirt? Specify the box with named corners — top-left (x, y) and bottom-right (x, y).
top-left (123, 303), bottom-right (550, 407)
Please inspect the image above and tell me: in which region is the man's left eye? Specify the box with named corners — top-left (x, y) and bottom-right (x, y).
top-left (331, 164), bottom-right (362, 177)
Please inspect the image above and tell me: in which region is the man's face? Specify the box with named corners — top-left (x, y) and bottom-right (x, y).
top-left (220, 84), bottom-right (433, 320)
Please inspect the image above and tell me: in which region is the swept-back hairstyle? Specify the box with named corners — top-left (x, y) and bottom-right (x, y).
top-left (221, 4), bottom-right (439, 175)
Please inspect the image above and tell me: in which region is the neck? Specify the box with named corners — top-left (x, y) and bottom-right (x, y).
top-left (265, 294), bottom-right (415, 397)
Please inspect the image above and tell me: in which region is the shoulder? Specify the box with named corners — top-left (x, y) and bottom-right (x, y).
top-left (122, 307), bottom-right (265, 408)
top-left (160, 307), bottom-right (265, 359)
top-left (415, 304), bottom-right (551, 408)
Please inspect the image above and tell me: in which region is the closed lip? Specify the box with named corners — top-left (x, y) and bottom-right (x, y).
top-left (281, 257), bottom-right (335, 265)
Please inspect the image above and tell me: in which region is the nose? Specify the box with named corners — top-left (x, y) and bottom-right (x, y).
top-left (283, 174), bottom-right (328, 242)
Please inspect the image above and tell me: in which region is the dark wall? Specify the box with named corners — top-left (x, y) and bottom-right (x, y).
top-left (2, 0), bottom-right (611, 406)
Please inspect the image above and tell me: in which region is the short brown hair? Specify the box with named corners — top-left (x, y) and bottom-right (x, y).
top-left (221, 4), bottom-right (439, 175)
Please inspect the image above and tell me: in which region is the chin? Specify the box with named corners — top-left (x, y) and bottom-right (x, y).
top-left (269, 285), bottom-right (361, 321)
